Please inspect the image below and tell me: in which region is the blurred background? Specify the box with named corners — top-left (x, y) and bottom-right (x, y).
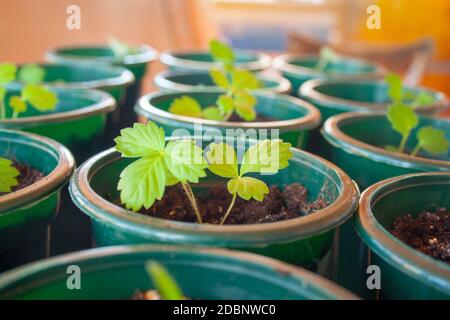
top-left (1, 0), bottom-right (449, 115)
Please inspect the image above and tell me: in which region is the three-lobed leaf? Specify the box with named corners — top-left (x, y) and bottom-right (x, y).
top-left (416, 126), bottom-right (449, 155)
top-left (0, 157), bottom-right (19, 193)
top-left (18, 64), bottom-right (46, 84)
top-left (21, 84), bottom-right (58, 112)
top-left (169, 95), bottom-right (203, 119)
top-left (387, 103), bottom-right (418, 137)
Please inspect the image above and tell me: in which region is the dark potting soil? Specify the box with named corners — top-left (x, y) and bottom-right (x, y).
top-left (390, 207), bottom-right (450, 264)
top-left (131, 290), bottom-right (162, 300)
top-left (134, 183), bottom-right (328, 225)
top-left (0, 161), bottom-right (44, 196)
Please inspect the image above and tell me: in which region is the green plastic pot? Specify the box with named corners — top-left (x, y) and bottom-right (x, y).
top-left (45, 44), bottom-right (157, 130)
top-left (0, 85), bottom-right (115, 161)
top-left (355, 172), bottom-right (450, 299)
top-left (0, 245), bottom-right (357, 299)
top-left (134, 90), bottom-right (321, 149)
top-left (0, 129), bottom-right (75, 272)
top-left (154, 70), bottom-right (291, 94)
top-left (321, 112), bottom-right (450, 297)
top-left (17, 63), bottom-right (134, 146)
top-left (69, 140), bottom-right (359, 269)
top-left (160, 49), bottom-right (271, 72)
top-left (273, 54), bottom-right (386, 97)
top-left (300, 79), bottom-right (448, 120)
top-left (322, 111), bottom-right (450, 190)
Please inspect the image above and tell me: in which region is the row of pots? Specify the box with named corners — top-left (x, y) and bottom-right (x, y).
top-left (0, 43), bottom-right (449, 299)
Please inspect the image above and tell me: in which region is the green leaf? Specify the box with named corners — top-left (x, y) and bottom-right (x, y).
top-left (209, 68), bottom-right (229, 89)
top-left (0, 157), bottom-right (19, 193)
top-left (206, 142), bottom-right (239, 178)
top-left (145, 262), bottom-right (183, 300)
top-left (227, 176), bottom-right (269, 201)
top-left (164, 140), bottom-right (207, 183)
top-left (234, 90), bottom-right (256, 121)
top-left (210, 40), bottom-right (235, 66)
top-left (416, 126), bottom-right (449, 155)
top-left (9, 96), bottom-right (27, 114)
top-left (117, 154), bottom-right (166, 211)
top-left (320, 47), bottom-right (340, 63)
top-left (21, 84), bottom-right (58, 112)
top-left (387, 103), bottom-right (418, 137)
top-left (202, 106), bottom-right (223, 120)
top-left (412, 92), bottom-right (435, 108)
top-left (217, 94), bottom-right (234, 115)
top-left (169, 95), bottom-right (203, 118)
top-left (386, 73), bottom-right (403, 103)
top-left (240, 139), bottom-right (292, 176)
top-left (115, 122), bottom-right (165, 158)
top-left (0, 63), bottom-right (17, 85)
top-left (0, 87), bottom-right (6, 102)
top-left (18, 64), bottom-right (46, 84)
top-left (108, 37), bottom-right (139, 58)
top-left (232, 69), bottom-right (260, 90)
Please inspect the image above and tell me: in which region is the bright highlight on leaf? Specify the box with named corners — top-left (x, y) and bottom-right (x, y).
top-left (21, 84), bottom-right (58, 112)
top-left (18, 64), bottom-right (46, 84)
top-left (145, 262), bottom-right (183, 300)
top-left (0, 157), bottom-right (19, 193)
top-left (169, 95), bottom-right (203, 119)
top-left (227, 176), bottom-right (269, 201)
top-left (210, 39), bottom-right (235, 68)
top-left (316, 47), bottom-right (340, 71)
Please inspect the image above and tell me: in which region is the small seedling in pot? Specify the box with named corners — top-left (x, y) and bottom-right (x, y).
top-left (143, 261), bottom-right (184, 300)
top-left (0, 157), bottom-right (19, 193)
top-left (114, 121), bottom-right (292, 225)
top-left (315, 47), bottom-right (340, 72)
top-left (0, 63), bottom-right (58, 119)
top-left (168, 40), bottom-right (261, 122)
top-left (108, 37), bottom-right (140, 60)
top-left (384, 74), bottom-right (449, 156)
top-left (385, 73), bottom-right (435, 108)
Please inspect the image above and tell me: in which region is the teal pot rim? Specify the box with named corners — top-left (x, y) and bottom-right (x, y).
top-left (69, 144), bottom-right (359, 245)
top-left (321, 111), bottom-right (450, 171)
top-left (0, 88), bottom-right (116, 127)
top-left (45, 44), bottom-right (158, 67)
top-left (355, 172), bottom-right (450, 294)
top-left (159, 49), bottom-right (272, 72)
top-left (273, 53), bottom-right (387, 79)
top-left (154, 70), bottom-right (292, 94)
top-left (300, 78), bottom-right (449, 115)
top-left (0, 129), bottom-right (75, 213)
top-left (15, 63), bottom-right (135, 91)
top-left (0, 244), bottom-right (359, 299)
top-left (135, 90), bottom-right (321, 131)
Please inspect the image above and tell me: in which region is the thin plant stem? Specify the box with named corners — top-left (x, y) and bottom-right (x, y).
top-left (398, 134), bottom-right (409, 153)
top-left (12, 111), bottom-right (18, 119)
top-left (410, 143), bottom-right (422, 157)
top-left (181, 182), bottom-right (202, 224)
top-left (0, 100), bottom-right (5, 120)
top-left (315, 59), bottom-right (328, 72)
top-left (220, 193), bottom-right (237, 225)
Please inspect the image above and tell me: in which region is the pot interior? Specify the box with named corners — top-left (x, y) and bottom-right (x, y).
top-left (0, 247), bottom-right (349, 299)
top-left (90, 145), bottom-right (343, 216)
top-left (3, 87), bottom-right (106, 118)
top-left (148, 91), bottom-right (309, 121)
top-left (54, 46), bottom-right (116, 59)
top-left (287, 57), bottom-right (378, 75)
top-left (164, 72), bottom-right (279, 89)
top-left (370, 174), bottom-right (450, 243)
top-left (337, 115), bottom-right (450, 161)
top-left (312, 81), bottom-right (438, 105)
top-left (0, 130), bottom-right (58, 176)
top-left (39, 64), bottom-right (124, 83)
top-left (171, 52), bottom-right (258, 64)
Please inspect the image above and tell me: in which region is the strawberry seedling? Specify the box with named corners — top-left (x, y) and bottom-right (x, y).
top-left (0, 157), bottom-right (19, 193)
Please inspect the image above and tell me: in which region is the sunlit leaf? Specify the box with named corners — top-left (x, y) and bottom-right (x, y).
top-left (206, 142), bottom-right (239, 178)
top-left (21, 84), bottom-right (58, 112)
top-left (169, 95), bottom-right (203, 118)
top-left (416, 126), bottom-right (449, 155)
top-left (115, 122), bottom-right (165, 158)
top-left (0, 157), bottom-right (19, 193)
top-left (227, 176), bottom-right (269, 201)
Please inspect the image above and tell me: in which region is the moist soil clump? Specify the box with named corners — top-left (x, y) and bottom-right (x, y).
top-left (390, 207), bottom-right (450, 264)
top-left (134, 183), bottom-right (328, 225)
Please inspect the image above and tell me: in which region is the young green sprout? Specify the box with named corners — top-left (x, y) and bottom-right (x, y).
top-left (315, 47), bottom-right (340, 72)
top-left (385, 73), bottom-right (449, 156)
top-left (108, 37), bottom-right (140, 60)
top-left (169, 39), bottom-right (261, 122)
top-left (145, 261), bottom-right (184, 300)
top-left (114, 121), bottom-right (293, 225)
top-left (0, 63), bottom-right (58, 119)
top-left (0, 157), bottom-right (19, 193)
